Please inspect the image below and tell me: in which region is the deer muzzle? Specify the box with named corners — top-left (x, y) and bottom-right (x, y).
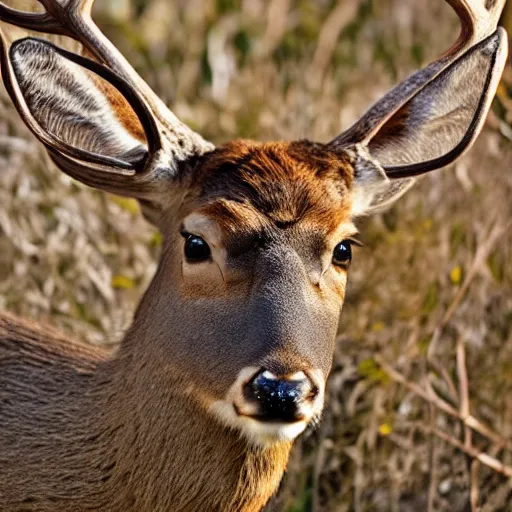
top-left (209, 366), bottom-right (325, 446)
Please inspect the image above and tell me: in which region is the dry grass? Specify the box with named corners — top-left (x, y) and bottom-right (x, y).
top-left (1, 0), bottom-right (512, 510)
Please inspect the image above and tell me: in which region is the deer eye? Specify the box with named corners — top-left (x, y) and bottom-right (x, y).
top-left (181, 232), bottom-right (211, 262)
top-left (332, 240), bottom-right (352, 268)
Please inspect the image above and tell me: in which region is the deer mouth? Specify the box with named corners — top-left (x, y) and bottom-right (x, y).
top-left (210, 401), bottom-right (310, 446)
top-left (234, 406), bottom-right (307, 424)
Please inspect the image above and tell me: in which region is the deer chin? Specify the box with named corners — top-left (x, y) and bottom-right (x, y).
top-left (209, 400), bottom-right (309, 447)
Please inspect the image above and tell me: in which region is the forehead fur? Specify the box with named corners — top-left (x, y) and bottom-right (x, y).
top-left (190, 139), bottom-right (354, 236)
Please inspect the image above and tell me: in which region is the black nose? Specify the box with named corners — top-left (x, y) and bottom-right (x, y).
top-left (243, 370), bottom-right (317, 423)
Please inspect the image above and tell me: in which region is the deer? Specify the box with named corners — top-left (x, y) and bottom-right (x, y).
top-left (0, 0), bottom-right (508, 510)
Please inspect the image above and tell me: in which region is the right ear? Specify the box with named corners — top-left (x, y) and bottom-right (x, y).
top-left (329, 3), bottom-right (508, 217)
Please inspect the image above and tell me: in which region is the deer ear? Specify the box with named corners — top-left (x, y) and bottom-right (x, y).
top-left (340, 30), bottom-right (508, 216)
top-left (9, 37), bottom-right (148, 167)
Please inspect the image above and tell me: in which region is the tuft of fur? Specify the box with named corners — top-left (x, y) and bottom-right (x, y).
top-left (188, 139), bottom-right (354, 239)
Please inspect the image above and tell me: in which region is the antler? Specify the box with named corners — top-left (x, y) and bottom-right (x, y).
top-left (448, 0), bottom-right (506, 50)
top-left (331, 0), bottom-right (507, 150)
top-left (0, 0), bottom-right (213, 183)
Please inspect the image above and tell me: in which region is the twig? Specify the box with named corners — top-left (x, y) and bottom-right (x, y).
top-left (428, 357), bottom-right (459, 405)
top-left (428, 219), bottom-right (510, 359)
top-left (388, 424), bottom-right (512, 492)
top-left (430, 427), bottom-right (512, 478)
top-left (375, 355), bottom-right (512, 451)
top-left (427, 405), bottom-right (439, 512)
top-left (306, 0), bottom-right (359, 89)
top-left (254, 0), bottom-right (291, 59)
top-left (470, 459), bottom-right (480, 511)
top-left (311, 431), bottom-right (331, 512)
top-left (441, 219), bottom-right (509, 328)
top-left (456, 336), bottom-right (480, 510)
top-left (456, 336), bottom-right (472, 450)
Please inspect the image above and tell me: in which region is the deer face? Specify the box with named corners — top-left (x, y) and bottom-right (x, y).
top-left (1, 0), bottom-right (507, 447)
top-left (134, 140), bottom-right (359, 444)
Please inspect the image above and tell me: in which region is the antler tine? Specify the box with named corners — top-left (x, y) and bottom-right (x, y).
top-left (0, 0), bottom-right (214, 169)
top-left (331, 0), bottom-right (507, 148)
top-left (0, 2), bottom-right (65, 34)
top-left (447, 0), bottom-right (506, 53)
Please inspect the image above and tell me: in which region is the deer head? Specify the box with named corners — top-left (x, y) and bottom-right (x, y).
top-left (0, 0), bottom-right (508, 448)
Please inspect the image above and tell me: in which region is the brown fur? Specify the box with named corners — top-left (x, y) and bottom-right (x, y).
top-left (84, 47), bottom-right (147, 142)
top-left (190, 139), bottom-right (354, 238)
top-left (0, 141), bottom-right (357, 512)
top-left (100, 78), bottom-right (147, 142)
top-left (0, 311), bottom-right (291, 511)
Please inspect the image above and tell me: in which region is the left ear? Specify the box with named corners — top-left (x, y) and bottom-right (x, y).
top-left (333, 29), bottom-right (508, 216)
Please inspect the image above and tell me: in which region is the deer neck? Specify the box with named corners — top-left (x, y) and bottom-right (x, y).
top-left (1, 315), bottom-right (290, 512)
top-left (90, 337), bottom-right (293, 512)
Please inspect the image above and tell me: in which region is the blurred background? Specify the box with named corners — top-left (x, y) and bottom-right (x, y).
top-left (1, 0), bottom-right (512, 510)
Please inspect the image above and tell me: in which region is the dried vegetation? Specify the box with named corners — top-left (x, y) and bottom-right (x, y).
top-left (1, 0), bottom-right (512, 510)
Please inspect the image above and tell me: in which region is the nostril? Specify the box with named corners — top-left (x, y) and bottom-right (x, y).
top-left (243, 369), bottom-right (317, 422)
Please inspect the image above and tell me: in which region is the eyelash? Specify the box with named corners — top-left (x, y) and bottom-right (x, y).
top-left (346, 237), bottom-right (363, 248)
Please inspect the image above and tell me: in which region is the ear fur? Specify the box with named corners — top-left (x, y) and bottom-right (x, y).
top-left (10, 38), bottom-right (147, 163)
